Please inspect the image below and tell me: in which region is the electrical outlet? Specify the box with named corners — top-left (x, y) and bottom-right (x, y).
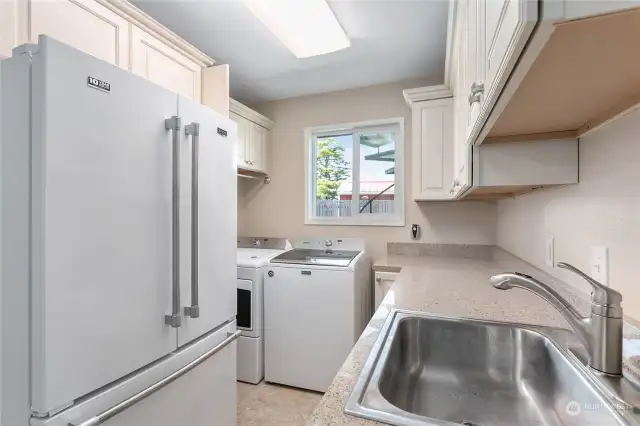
top-left (591, 246), bottom-right (609, 286)
top-left (545, 238), bottom-right (555, 267)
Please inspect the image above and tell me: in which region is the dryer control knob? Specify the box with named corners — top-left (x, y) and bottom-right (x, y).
top-left (268, 270), bottom-right (274, 277)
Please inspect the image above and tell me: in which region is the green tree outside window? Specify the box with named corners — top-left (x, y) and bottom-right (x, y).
top-left (316, 137), bottom-right (351, 200)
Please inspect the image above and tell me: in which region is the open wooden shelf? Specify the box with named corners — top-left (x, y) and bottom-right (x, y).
top-left (486, 7), bottom-right (640, 141)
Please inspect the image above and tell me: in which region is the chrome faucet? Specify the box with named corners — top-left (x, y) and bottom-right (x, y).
top-left (491, 262), bottom-right (623, 375)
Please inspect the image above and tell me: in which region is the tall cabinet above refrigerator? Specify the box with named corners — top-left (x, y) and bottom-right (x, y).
top-left (0, 36), bottom-right (238, 426)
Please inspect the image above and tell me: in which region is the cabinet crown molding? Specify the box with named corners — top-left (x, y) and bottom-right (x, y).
top-left (98, 0), bottom-right (215, 67)
top-left (403, 84), bottom-right (453, 107)
top-left (230, 98), bottom-right (274, 129)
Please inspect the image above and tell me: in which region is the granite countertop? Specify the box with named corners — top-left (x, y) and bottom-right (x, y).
top-left (307, 247), bottom-right (640, 425)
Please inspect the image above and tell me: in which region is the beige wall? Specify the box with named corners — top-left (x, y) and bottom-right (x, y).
top-left (238, 80), bottom-right (497, 261)
top-left (497, 108), bottom-right (640, 319)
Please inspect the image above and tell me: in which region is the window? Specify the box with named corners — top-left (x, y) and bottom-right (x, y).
top-left (305, 118), bottom-right (404, 226)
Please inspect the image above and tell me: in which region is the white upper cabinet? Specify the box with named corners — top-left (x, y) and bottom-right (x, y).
top-left (248, 122), bottom-right (268, 172)
top-left (480, 0), bottom-right (538, 117)
top-left (230, 111), bottom-right (249, 167)
top-left (21, 0), bottom-right (130, 69)
top-left (230, 99), bottom-right (274, 175)
top-left (404, 0), bottom-right (584, 200)
top-left (451, 0), bottom-right (538, 144)
top-left (2, 0), bottom-right (212, 100)
top-left (411, 97), bottom-right (454, 201)
top-left (130, 26), bottom-right (202, 101)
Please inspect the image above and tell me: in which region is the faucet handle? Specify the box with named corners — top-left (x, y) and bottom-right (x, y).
top-left (557, 262), bottom-right (622, 307)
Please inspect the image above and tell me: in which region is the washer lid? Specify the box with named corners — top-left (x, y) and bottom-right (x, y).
top-left (237, 248), bottom-right (286, 268)
top-left (270, 249), bottom-right (360, 267)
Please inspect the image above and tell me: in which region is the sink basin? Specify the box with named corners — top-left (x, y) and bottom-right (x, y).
top-left (346, 311), bottom-right (635, 426)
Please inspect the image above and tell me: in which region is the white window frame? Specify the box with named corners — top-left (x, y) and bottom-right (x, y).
top-left (304, 117), bottom-right (405, 227)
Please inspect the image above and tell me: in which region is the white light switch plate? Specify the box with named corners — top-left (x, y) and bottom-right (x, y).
top-left (591, 246), bottom-right (609, 286)
top-left (545, 238), bottom-right (555, 267)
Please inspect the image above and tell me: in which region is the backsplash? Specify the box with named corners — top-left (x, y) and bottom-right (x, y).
top-left (387, 242), bottom-right (494, 260)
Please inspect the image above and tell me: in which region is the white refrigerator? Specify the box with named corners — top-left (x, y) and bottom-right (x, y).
top-left (0, 36), bottom-right (238, 426)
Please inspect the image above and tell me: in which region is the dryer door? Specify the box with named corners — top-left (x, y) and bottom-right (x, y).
top-left (237, 279), bottom-right (253, 334)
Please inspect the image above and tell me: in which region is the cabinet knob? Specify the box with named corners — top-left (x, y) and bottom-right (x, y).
top-left (376, 277), bottom-right (382, 283)
top-left (468, 82), bottom-right (484, 106)
top-left (470, 82), bottom-right (484, 94)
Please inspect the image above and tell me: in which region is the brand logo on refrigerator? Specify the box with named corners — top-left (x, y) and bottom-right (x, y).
top-left (217, 128), bottom-right (228, 137)
top-left (87, 76), bottom-right (111, 93)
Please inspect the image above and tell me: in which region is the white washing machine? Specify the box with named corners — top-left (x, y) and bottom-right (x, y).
top-left (264, 238), bottom-right (371, 392)
top-left (236, 237), bottom-right (289, 384)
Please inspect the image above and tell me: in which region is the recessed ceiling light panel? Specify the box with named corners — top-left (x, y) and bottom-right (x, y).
top-left (244, 0), bottom-right (350, 58)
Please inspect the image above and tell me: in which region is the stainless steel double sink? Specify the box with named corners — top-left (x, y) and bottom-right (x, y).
top-left (346, 310), bottom-right (640, 426)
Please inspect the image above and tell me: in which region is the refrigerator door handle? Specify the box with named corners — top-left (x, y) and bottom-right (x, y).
top-left (68, 330), bottom-right (241, 426)
top-left (164, 116), bottom-right (182, 328)
top-left (184, 122), bottom-right (200, 318)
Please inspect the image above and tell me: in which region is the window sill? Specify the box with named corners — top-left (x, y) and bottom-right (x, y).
top-left (304, 217), bottom-right (405, 227)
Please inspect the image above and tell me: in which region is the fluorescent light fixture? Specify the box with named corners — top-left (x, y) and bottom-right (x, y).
top-left (244, 0), bottom-right (350, 58)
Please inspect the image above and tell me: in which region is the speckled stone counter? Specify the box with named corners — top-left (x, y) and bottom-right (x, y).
top-left (307, 248), bottom-right (640, 425)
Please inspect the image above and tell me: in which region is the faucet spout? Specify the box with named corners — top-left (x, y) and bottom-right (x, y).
top-left (490, 268), bottom-right (623, 375)
top-left (491, 272), bottom-right (591, 349)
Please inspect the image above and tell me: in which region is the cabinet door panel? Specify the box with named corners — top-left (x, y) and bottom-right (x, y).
top-left (130, 26), bottom-right (202, 101)
top-left (412, 98), bottom-right (454, 201)
top-left (374, 272), bottom-right (398, 310)
top-left (230, 111), bottom-right (249, 167)
top-left (451, 0), bottom-right (471, 197)
top-left (248, 122), bottom-right (268, 173)
top-left (482, 0), bottom-right (537, 114)
top-left (466, 0), bottom-right (481, 138)
top-left (28, 0), bottom-right (129, 68)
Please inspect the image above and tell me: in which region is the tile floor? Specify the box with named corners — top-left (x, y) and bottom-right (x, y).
top-left (237, 381), bottom-right (323, 426)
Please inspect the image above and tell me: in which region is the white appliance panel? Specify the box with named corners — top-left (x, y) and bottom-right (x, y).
top-left (236, 248), bottom-right (286, 268)
top-left (177, 96), bottom-right (237, 347)
top-left (1, 51), bottom-right (33, 426)
top-left (264, 266), bottom-right (356, 392)
top-left (30, 37), bottom-right (179, 414)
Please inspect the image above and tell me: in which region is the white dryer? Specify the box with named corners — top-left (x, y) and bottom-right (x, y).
top-left (236, 237), bottom-right (289, 384)
top-left (264, 238), bottom-right (371, 392)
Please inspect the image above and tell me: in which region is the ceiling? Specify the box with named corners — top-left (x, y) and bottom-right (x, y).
top-left (132, 0), bottom-right (449, 105)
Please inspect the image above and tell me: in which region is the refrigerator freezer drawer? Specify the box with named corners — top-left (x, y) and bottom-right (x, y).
top-left (100, 333), bottom-right (237, 426)
top-left (32, 321), bottom-right (238, 426)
